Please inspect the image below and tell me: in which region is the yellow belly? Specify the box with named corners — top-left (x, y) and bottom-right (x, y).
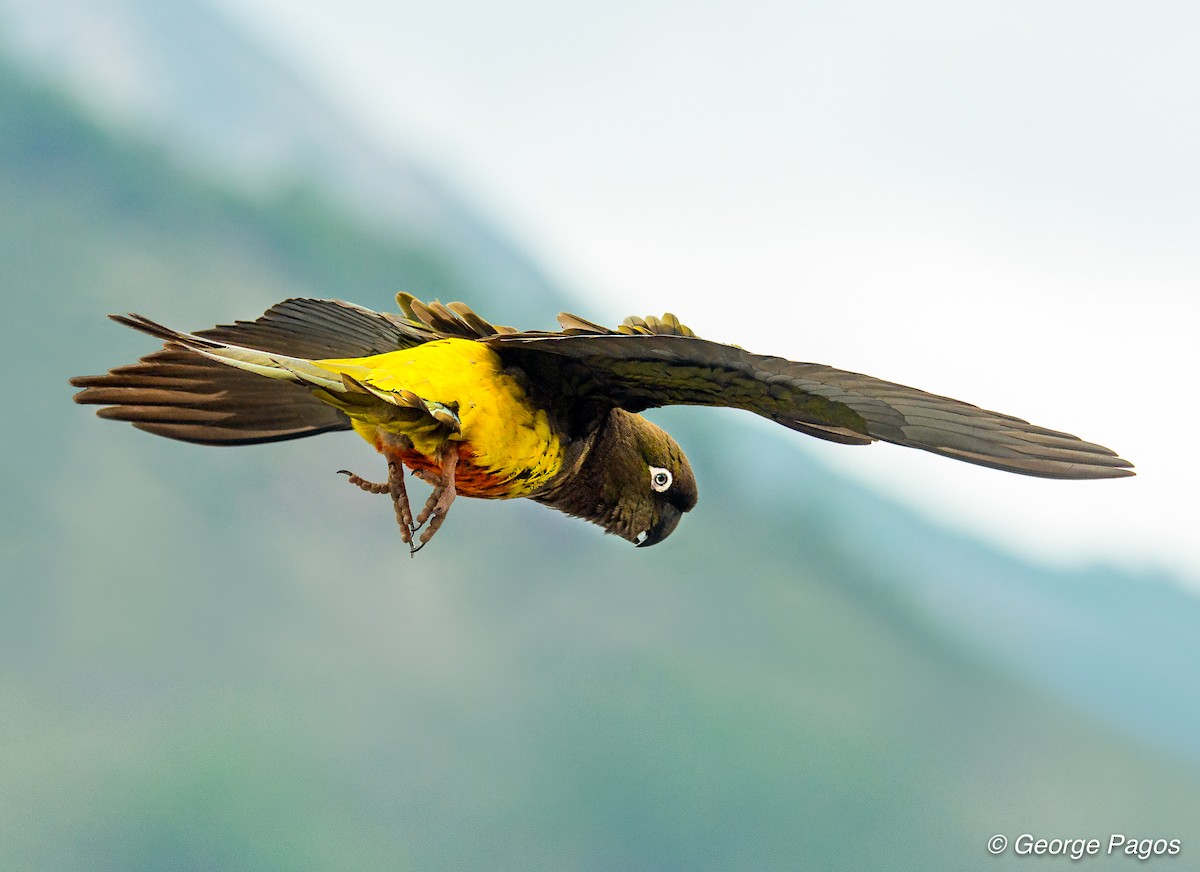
top-left (316, 338), bottom-right (562, 498)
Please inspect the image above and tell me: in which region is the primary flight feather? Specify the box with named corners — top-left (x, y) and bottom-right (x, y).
top-left (71, 294), bottom-right (1133, 550)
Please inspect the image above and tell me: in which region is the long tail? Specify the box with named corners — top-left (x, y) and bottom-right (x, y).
top-left (107, 313), bottom-right (350, 390)
top-left (71, 298), bottom-right (407, 445)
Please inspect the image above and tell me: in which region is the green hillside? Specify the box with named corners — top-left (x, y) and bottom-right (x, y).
top-left (3, 61), bottom-right (1197, 871)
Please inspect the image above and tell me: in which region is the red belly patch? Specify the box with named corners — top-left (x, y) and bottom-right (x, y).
top-left (397, 444), bottom-right (514, 499)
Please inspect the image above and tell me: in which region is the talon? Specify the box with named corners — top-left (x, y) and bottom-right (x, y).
top-left (410, 446), bottom-right (458, 550)
top-left (413, 483), bottom-right (442, 528)
top-left (387, 460), bottom-right (415, 545)
top-left (340, 464), bottom-right (415, 546)
top-left (417, 500), bottom-right (452, 546)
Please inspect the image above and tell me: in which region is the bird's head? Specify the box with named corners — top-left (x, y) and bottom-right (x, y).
top-left (538, 409), bottom-right (698, 547)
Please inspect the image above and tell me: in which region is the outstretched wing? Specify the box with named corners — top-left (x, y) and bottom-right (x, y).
top-left (488, 315), bottom-right (1134, 480)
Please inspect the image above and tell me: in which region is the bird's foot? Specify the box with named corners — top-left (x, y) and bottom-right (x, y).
top-left (409, 448), bottom-right (458, 554)
top-left (387, 460), bottom-right (416, 546)
top-left (339, 463), bottom-right (417, 547)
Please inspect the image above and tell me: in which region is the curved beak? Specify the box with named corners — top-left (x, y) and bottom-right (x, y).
top-left (635, 503), bottom-right (683, 548)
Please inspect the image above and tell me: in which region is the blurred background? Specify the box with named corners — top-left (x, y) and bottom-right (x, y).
top-left (2, 0), bottom-right (1198, 869)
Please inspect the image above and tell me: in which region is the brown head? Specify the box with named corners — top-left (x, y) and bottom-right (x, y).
top-left (536, 409), bottom-right (698, 546)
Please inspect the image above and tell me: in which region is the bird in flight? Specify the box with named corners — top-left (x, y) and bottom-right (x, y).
top-left (71, 294), bottom-right (1133, 551)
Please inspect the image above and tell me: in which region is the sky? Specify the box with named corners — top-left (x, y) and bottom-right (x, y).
top-left (208, 0), bottom-right (1199, 579)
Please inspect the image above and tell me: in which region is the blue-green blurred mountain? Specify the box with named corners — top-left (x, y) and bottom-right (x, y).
top-left (2, 29), bottom-right (1199, 872)
top-left (0, 0), bottom-right (564, 319)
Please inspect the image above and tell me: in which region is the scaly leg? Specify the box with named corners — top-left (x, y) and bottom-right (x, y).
top-left (410, 446), bottom-right (459, 552)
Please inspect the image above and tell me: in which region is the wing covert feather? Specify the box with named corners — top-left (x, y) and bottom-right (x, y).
top-left (194, 298), bottom-right (416, 357)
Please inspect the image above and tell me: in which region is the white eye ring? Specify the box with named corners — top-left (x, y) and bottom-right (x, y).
top-left (649, 466), bottom-right (673, 493)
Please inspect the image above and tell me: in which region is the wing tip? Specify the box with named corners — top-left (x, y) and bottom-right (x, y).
top-left (934, 445), bottom-right (1136, 480)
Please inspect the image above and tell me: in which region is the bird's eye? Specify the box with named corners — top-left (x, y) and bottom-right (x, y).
top-left (649, 466), bottom-right (673, 492)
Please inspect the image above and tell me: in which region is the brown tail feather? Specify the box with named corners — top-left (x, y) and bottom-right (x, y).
top-left (71, 297), bottom-right (422, 445)
top-left (71, 349), bottom-right (351, 446)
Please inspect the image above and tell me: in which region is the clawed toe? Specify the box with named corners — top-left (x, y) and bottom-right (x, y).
top-left (338, 447), bottom-right (459, 554)
top-left (386, 461), bottom-right (416, 543)
top-left (337, 469), bottom-right (389, 494)
top-left (409, 447), bottom-right (459, 553)
top-left (338, 463), bottom-right (417, 547)
top-left (410, 483), bottom-right (456, 552)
